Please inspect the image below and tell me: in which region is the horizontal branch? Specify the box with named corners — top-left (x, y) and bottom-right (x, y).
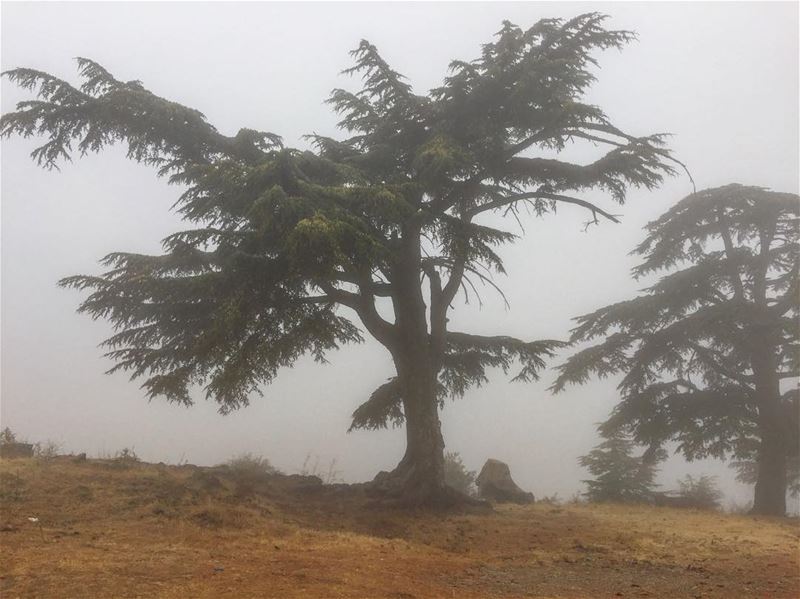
top-left (467, 190), bottom-right (620, 224)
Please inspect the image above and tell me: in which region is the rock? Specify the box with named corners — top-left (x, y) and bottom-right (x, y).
top-left (476, 459), bottom-right (534, 504)
top-left (0, 443), bottom-right (34, 459)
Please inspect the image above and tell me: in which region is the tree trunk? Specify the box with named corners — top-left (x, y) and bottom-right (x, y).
top-left (370, 222), bottom-right (469, 506)
top-left (751, 343), bottom-right (787, 516)
top-left (373, 343), bottom-right (453, 505)
top-left (753, 425), bottom-right (787, 516)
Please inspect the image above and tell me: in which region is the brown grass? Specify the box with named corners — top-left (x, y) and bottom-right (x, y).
top-left (0, 456), bottom-right (798, 598)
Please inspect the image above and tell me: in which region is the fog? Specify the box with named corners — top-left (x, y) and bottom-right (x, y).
top-left (1, 2), bottom-right (798, 508)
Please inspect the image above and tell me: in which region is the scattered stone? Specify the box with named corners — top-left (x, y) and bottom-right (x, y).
top-left (476, 459), bottom-right (534, 504)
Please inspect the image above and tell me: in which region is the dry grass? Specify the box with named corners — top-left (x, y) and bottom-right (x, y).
top-left (0, 457), bottom-right (798, 598)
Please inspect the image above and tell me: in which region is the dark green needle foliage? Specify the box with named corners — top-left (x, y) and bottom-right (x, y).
top-left (676, 475), bottom-right (722, 510)
top-left (579, 430), bottom-right (662, 503)
top-left (2, 14), bottom-right (678, 501)
top-left (555, 185), bottom-right (799, 515)
top-left (443, 451), bottom-right (477, 496)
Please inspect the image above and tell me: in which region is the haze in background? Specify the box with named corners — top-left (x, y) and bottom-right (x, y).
top-left (2, 2), bottom-right (798, 507)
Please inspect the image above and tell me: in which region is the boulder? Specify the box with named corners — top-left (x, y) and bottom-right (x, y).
top-left (476, 458), bottom-right (534, 504)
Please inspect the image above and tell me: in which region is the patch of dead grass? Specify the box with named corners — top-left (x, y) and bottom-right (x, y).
top-left (0, 457), bottom-right (797, 598)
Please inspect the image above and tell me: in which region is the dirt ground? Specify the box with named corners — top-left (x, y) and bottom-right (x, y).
top-left (0, 457), bottom-right (798, 599)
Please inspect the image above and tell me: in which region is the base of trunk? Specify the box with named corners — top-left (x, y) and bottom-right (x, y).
top-left (750, 439), bottom-right (787, 517)
top-left (368, 464), bottom-right (489, 510)
top-left (750, 488), bottom-right (787, 517)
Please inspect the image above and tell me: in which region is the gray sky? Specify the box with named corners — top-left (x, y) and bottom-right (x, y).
top-left (1, 2), bottom-right (798, 506)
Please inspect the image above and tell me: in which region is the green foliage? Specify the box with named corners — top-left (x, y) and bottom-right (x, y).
top-left (0, 427), bottom-right (17, 445)
top-left (731, 455), bottom-right (800, 498)
top-left (443, 451), bottom-right (477, 496)
top-left (579, 430), bottom-right (662, 503)
top-left (676, 475), bottom-right (723, 510)
top-left (2, 14), bottom-right (677, 430)
top-left (225, 452), bottom-right (279, 477)
top-left (555, 185), bottom-right (799, 468)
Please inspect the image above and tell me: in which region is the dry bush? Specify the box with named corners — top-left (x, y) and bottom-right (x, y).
top-left (34, 440), bottom-right (61, 462)
top-left (300, 454), bottom-right (342, 484)
top-left (190, 505), bottom-right (253, 529)
top-left (676, 475), bottom-right (723, 511)
top-left (105, 447), bottom-right (141, 470)
top-left (0, 471), bottom-right (26, 502)
top-left (223, 453), bottom-right (280, 498)
top-left (226, 453), bottom-right (279, 477)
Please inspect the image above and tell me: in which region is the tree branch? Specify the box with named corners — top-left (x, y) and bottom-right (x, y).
top-left (467, 190), bottom-right (620, 224)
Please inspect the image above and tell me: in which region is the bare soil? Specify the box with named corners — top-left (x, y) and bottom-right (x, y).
top-left (1, 457), bottom-right (797, 598)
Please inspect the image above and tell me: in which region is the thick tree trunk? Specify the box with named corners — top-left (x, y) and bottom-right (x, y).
top-left (373, 345), bottom-right (453, 505)
top-left (752, 426), bottom-right (787, 516)
top-left (369, 222), bottom-right (471, 507)
top-left (751, 345), bottom-right (787, 516)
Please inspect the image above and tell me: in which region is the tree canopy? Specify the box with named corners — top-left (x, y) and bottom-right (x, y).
top-left (554, 184), bottom-right (799, 514)
top-left (579, 430), bottom-right (663, 503)
top-left (2, 13), bottom-right (680, 502)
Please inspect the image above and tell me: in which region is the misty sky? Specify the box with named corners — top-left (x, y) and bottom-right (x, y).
top-left (1, 2), bottom-right (798, 507)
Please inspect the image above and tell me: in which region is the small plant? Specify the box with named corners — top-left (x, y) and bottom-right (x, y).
top-left (539, 492), bottom-right (561, 505)
top-left (223, 453), bottom-right (279, 498)
top-left (676, 475), bottom-right (723, 510)
top-left (116, 447), bottom-right (139, 462)
top-left (226, 453), bottom-right (279, 477)
top-left (0, 472), bottom-right (26, 502)
top-left (73, 485), bottom-right (94, 501)
top-left (579, 430), bottom-right (663, 504)
top-left (34, 440), bottom-right (61, 461)
top-left (106, 447), bottom-right (141, 469)
top-left (299, 453), bottom-right (342, 484)
top-left (444, 451), bottom-right (477, 496)
top-left (726, 498), bottom-right (754, 515)
top-left (568, 492), bottom-right (585, 505)
top-left (0, 427), bottom-right (17, 445)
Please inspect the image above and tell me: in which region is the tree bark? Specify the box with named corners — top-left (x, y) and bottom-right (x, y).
top-left (391, 353), bottom-right (448, 503)
top-left (370, 224), bottom-right (456, 506)
top-left (751, 340), bottom-right (787, 516)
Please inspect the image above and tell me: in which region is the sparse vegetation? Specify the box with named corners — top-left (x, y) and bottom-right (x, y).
top-left (579, 430), bottom-right (663, 504)
top-left (33, 440), bottom-right (61, 461)
top-left (114, 447), bottom-right (140, 464)
top-left (299, 454), bottom-right (341, 484)
top-left (0, 427), bottom-right (17, 444)
top-left (226, 452), bottom-right (279, 477)
top-left (538, 492), bottom-right (562, 505)
top-left (0, 455), bottom-right (796, 598)
top-left (443, 451), bottom-right (476, 496)
top-left (676, 475), bottom-right (723, 511)
top-left (0, 471), bottom-right (26, 502)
